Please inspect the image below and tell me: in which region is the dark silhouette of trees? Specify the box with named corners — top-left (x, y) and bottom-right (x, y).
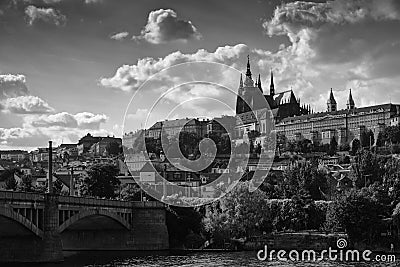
top-left (328, 136), bottom-right (337, 156)
top-left (350, 138), bottom-right (360, 155)
top-left (79, 163), bottom-right (120, 198)
top-left (5, 175), bottom-right (18, 190)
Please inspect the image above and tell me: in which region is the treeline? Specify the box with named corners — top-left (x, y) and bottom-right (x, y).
top-left (167, 150), bottom-right (400, 248)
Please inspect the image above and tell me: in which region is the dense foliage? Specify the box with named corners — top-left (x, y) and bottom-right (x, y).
top-left (78, 163), bottom-right (120, 198)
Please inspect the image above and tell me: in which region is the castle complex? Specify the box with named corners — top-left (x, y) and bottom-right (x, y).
top-left (235, 57), bottom-right (400, 146)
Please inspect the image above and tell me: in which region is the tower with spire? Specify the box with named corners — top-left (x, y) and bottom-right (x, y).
top-left (270, 69), bottom-right (275, 96)
top-left (347, 89), bottom-right (355, 110)
top-left (327, 88), bottom-right (337, 112)
top-left (244, 55), bottom-right (254, 87)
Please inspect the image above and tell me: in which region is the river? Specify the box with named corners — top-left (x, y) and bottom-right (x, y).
top-left (8, 251), bottom-right (398, 267)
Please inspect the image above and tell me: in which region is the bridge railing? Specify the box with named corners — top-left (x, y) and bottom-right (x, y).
top-left (0, 190), bottom-right (165, 209)
top-left (58, 195), bottom-right (132, 208)
top-left (0, 190), bottom-right (45, 202)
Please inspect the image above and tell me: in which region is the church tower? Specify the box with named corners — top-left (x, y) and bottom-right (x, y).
top-left (270, 70), bottom-right (275, 96)
top-left (327, 88), bottom-right (337, 112)
top-left (346, 88), bottom-right (355, 110)
top-left (244, 55), bottom-right (254, 87)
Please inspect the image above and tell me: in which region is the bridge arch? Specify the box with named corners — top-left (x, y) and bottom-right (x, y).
top-left (59, 209), bottom-right (131, 233)
top-left (0, 206), bottom-right (43, 238)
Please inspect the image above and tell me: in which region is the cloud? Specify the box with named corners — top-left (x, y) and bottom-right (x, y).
top-left (263, 0), bottom-right (400, 38)
top-left (26, 111), bottom-right (108, 129)
top-left (84, 0), bottom-right (103, 4)
top-left (133, 9), bottom-right (201, 44)
top-left (0, 111), bottom-right (110, 149)
top-left (103, 0), bottom-right (400, 114)
top-left (0, 74), bottom-right (55, 115)
top-left (25, 5), bottom-right (66, 26)
top-left (110, 31), bottom-right (129, 41)
top-left (100, 44), bottom-right (251, 91)
top-left (2, 95), bottom-right (54, 114)
top-left (260, 0), bottom-right (400, 110)
top-left (0, 74), bottom-right (29, 99)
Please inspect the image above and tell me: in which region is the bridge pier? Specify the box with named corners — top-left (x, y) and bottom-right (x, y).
top-left (41, 194), bottom-right (63, 262)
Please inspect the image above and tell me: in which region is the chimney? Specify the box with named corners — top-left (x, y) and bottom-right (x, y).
top-left (48, 141), bottom-right (53, 194)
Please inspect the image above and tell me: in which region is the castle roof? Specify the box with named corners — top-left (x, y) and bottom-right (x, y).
top-left (273, 90), bottom-right (297, 105)
top-left (347, 89), bottom-right (355, 106)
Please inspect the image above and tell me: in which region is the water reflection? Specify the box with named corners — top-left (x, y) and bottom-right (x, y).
top-left (2, 251), bottom-right (398, 267)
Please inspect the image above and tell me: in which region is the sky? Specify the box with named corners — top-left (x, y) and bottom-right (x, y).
top-left (0, 0), bottom-right (400, 150)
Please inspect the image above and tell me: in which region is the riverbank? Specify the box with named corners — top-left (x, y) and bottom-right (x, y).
top-left (243, 231), bottom-right (348, 251)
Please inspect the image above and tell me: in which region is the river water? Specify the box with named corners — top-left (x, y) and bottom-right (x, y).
top-left (18, 251), bottom-right (398, 267)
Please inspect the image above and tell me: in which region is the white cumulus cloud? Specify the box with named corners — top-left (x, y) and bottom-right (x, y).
top-left (133, 9), bottom-right (201, 44)
top-left (110, 31), bottom-right (129, 41)
top-left (0, 74), bottom-right (29, 99)
top-left (25, 5), bottom-right (66, 26)
top-left (2, 95), bottom-right (54, 114)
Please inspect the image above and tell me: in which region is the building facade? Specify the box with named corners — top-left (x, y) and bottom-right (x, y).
top-left (276, 103), bottom-right (400, 146)
top-left (145, 118), bottom-right (209, 139)
top-left (0, 150), bottom-right (28, 161)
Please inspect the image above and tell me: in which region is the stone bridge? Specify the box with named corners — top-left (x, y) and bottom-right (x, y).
top-left (0, 191), bottom-right (169, 262)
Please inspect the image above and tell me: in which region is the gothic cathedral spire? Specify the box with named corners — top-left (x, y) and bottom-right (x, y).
top-left (270, 69), bottom-right (275, 96)
top-left (246, 55), bottom-right (252, 78)
top-left (244, 55), bottom-right (254, 87)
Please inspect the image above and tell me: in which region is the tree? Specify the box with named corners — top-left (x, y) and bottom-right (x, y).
top-left (392, 203), bottom-right (400, 238)
top-left (179, 131), bottom-right (202, 158)
top-left (297, 139), bottom-right (312, 153)
top-left (18, 174), bottom-right (33, 192)
top-left (168, 206), bottom-right (204, 248)
top-left (79, 164), bottom-right (120, 198)
top-left (368, 130), bottom-right (374, 148)
top-left (328, 136), bottom-right (338, 156)
top-left (350, 138), bottom-right (360, 155)
top-left (360, 130), bottom-right (375, 148)
top-left (281, 161), bottom-right (329, 200)
top-left (203, 182), bottom-right (270, 239)
top-left (263, 133), bottom-right (276, 152)
top-left (326, 189), bottom-right (384, 244)
top-left (376, 131), bottom-right (384, 147)
top-left (274, 133), bottom-right (287, 155)
top-left (350, 149), bottom-right (380, 188)
top-left (4, 175), bottom-right (18, 190)
top-left (106, 142), bottom-right (122, 156)
top-left (247, 130), bottom-right (260, 141)
top-left (120, 184), bottom-right (142, 201)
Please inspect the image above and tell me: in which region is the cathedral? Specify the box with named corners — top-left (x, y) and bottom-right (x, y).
top-left (235, 56), bottom-right (310, 120)
top-left (235, 56), bottom-right (310, 138)
top-left (235, 57), bottom-right (400, 146)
